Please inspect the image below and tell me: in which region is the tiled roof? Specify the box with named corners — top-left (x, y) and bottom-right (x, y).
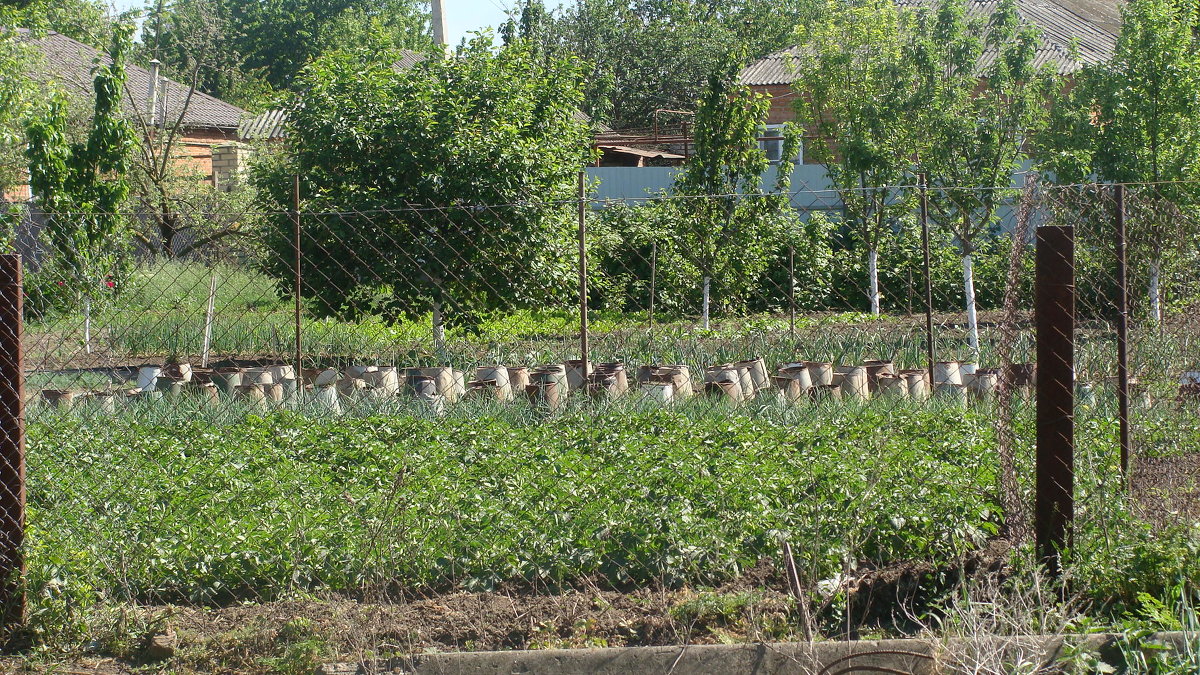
top-left (738, 0), bottom-right (1120, 86)
top-left (21, 30), bottom-right (247, 131)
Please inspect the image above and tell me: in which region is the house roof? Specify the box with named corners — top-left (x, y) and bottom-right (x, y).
top-left (597, 145), bottom-right (686, 160)
top-left (738, 0), bottom-right (1120, 86)
top-left (21, 29), bottom-right (247, 131)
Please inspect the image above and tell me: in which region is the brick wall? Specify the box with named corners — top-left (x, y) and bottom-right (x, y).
top-left (211, 142), bottom-right (253, 192)
top-left (754, 84), bottom-right (800, 125)
top-left (5, 127), bottom-right (240, 201)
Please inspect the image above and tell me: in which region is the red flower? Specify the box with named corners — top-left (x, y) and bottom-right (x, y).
top-left (105, 281), bottom-right (115, 288)
top-left (56, 281), bottom-right (65, 286)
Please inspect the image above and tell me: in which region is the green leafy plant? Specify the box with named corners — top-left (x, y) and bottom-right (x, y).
top-left (24, 22), bottom-right (136, 316)
top-left (255, 37), bottom-right (593, 359)
top-left (666, 56), bottom-right (801, 328)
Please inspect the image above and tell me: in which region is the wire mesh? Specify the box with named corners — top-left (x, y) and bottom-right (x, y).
top-left (0, 178), bottom-right (1196, 653)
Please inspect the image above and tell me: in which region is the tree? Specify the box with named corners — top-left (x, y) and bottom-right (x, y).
top-left (530, 0), bottom-right (817, 130)
top-left (10, 0), bottom-right (114, 48)
top-left (0, 4), bottom-right (34, 201)
top-left (129, 1), bottom-right (257, 258)
top-left (792, 0), bottom-right (921, 315)
top-left (24, 24), bottom-right (135, 335)
top-left (667, 57), bottom-right (801, 328)
top-left (912, 0), bottom-right (1055, 362)
top-left (1041, 0), bottom-right (1200, 323)
top-left (143, 0), bottom-right (430, 108)
top-left (255, 38), bottom-right (593, 357)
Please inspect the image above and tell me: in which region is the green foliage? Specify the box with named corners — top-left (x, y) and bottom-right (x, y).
top-left (526, 0), bottom-right (817, 130)
top-left (143, 0), bottom-right (431, 109)
top-left (791, 0), bottom-right (922, 312)
top-left (0, 2), bottom-right (37, 196)
top-left (914, 0), bottom-right (1054, 250)
top-left (254, 40), bottom-right (593, 343)
top-left (24, 23), bottom-right (136, 314)
top-left (7, 0), bottom-right (114, 48)
top-left (1041, 0), bottom-right (1200, 320)
top-left (1042, 0), bottom-right (1200, 189)
top-left (667, 59), bottom-right (801, 326)
top-left (25, 404), bottom-right (1003, 605)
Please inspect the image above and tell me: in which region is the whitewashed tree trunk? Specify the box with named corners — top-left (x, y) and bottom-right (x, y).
top-left (432, 300), bottom-right (446, 359)
top-left (963, 253), bottom-right (980, 363)
top-left (84, 295), bottom-right (92, 354)
top-left (1149, 260), bottom-right (1162, 324)
top-left (868, 248), bottom-right (880, 315)
top-left (701, 276), bottom-right (711, 330)
top-left (201, 272), bottom-right (217, 368)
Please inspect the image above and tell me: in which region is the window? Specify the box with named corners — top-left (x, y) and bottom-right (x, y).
top-left (758, 124), bottom-right (803, 164)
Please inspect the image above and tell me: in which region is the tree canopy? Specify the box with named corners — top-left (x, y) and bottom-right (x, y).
top-left (514, 0), bottom-right (817, 131)
top-left (791, 0), bottom-right (923, 314)
top-left (1040, 0), bottom-right (1200, 321)
top-left (142, 0), bottom-right (431, 109)
top-left (666, 56), bottom-right (801, 328)
top-left (24, 23), bottom-right (136, 316)
top-left (255, 39), bottom-right (594, 354)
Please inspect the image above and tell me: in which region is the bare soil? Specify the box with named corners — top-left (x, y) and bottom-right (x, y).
top-left (2, 546), bottom-right (1013, 674)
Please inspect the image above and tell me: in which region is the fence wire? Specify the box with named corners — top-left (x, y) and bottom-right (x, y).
top-left (0, 179), bottom-right (1196, 655)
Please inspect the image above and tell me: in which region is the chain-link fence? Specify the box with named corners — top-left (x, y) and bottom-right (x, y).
top-left (0, 179), bottom-right (1196, 656)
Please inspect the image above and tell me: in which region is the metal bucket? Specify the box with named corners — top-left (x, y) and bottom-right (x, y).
top-left (804, 362), bottom-right (835, 386)
top-left (526, 380), bottom-right (562, 410)
top-left (136, 366), bottom-right (163, 392)
top-left (365, 367), bottom-right (401, 396)
top-left (564, 359), bottom-right (594, 392)
top-left (877, 374), bottom-right (907, 398)
top-left (839, 365), bottom-right (869, 400)
top-left (733, 358), bottom-right (769, 392)
top-left (933, 361), bottom-right (962, 387)
top-left (900, 370), bottom-right (929, 400)
top-left (476, 365), bottom-right (513, 401)
top-left (777, 363), bottom-right (813, 393)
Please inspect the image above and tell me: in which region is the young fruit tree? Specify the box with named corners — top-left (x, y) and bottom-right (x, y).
top-left (791, 0), bottom-right (920, 315)
top-left (912, 0), bottom-right (1054, 362)
top-left (255, 37), bottom-right (593, 358)
top-left (668, 56), bottom-right (801, 329)
top-left (24, 24), bottom-right (135, 332)
top-left (1040, 0), bottom-right (1200, 323)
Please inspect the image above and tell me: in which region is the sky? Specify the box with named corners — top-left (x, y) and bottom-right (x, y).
top-left (105, 0), bottom-right (512, 47)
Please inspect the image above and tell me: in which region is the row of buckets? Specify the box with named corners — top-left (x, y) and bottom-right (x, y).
top-left (35, 358), bottom-right (1054, 415)
top-left (703, 359), bottom-right (1031, 405)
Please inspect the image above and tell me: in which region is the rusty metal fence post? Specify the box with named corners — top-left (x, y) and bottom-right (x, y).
top-left (293, 176), bottom-right (303, 383)
top-left (919, 174), bottom-right (935, 385)
top-left (1114, 184), bottom-right (1132, 484)
top-left (0, 254), bottom-right (25, 629)
top-left (1035, 226), bottom-right (1075, 578)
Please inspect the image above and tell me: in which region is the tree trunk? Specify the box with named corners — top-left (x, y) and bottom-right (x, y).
top-left (963, 252), bottom-right (980, 363)
top-left (868, 248), bottom-right (880, 315)
top-left (1149, 259), bottom-right (1162, 324)
top-left (432, 299), bottom-right (447, 362)
top-left (84, 295), bottom-right (92, 355)
top-left (701, 275), bottom-right (711, 330)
